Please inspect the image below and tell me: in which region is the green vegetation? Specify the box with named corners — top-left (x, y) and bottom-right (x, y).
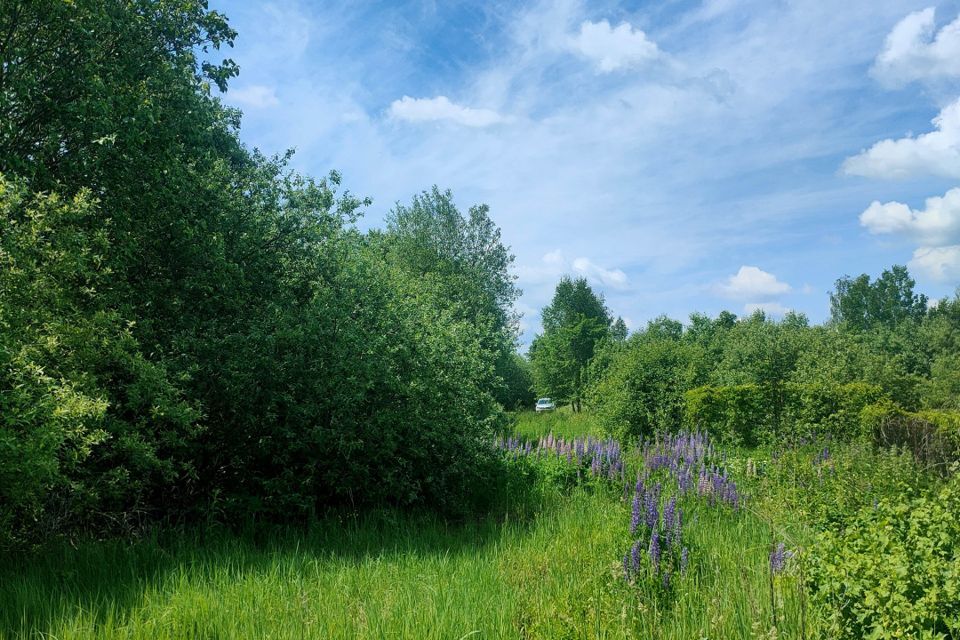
top-left (2, 2), bottom-right (959, 638)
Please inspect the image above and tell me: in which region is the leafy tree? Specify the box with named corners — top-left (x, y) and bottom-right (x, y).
top-left (531, 277), bottom-right (612, 412)
top-left (830, 265), bottom-right (927, 331)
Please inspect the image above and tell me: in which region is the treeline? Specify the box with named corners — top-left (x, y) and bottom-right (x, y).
top-left (0, 1), bottom-right (522, 546)
top-left (530, 268), bottom-right (960, 457)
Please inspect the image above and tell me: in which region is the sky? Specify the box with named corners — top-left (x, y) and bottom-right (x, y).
top-left (210, 0), bottom-right (960, 344)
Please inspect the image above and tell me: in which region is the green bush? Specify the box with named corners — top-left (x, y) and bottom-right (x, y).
top-left (808, 472), bottom-right (960, 639)
top-left (683, 382), bottom-right (885, 445)
top-left (590, 339), bottom-right (701, 442)
top-left (682, 384), bottom-right (766, 445)
top-left (861, 401), bottom-right (960, 474)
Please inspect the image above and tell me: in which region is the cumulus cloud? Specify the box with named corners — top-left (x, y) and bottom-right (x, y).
top-left (569, 20), bottom-right (660, 72)
top-left (859, 187), bottom-right (960, 247)
top-left (388, 96), bottom-right (507, 127)
top-left (571, 257), bottom-right (628, 288)
top-left (871, 8), bottom-right (960, 87)
top-left (515, 250), bottom-right (628, 289)
top-left (716, 266), bottom-right (792, 300)
top-left (228, 84), bottom-right (280, 109)
top-left (744, 301), bottom-right (791, 316)
top-left (909, 245), bottom-right (960, 281)
top-left (842, 98), bottom-right (960, 179)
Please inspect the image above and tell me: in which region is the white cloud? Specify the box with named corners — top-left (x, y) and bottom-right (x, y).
top-left (909, 245), bottom-right (960, 281)
top-left (569, 20), bottom-right (661, 72)
top-left (388, 96), bottom-right (507, 127)
top-left (871, 8), bottom-right (960, 87)
top-left (744, 301), bottom-right (791, 316)
top-left (515, 250), bottom-right (628, 289)
top-left (842, 98), bottom-right (960, 179)
top-left (716, 266), bottom-right (792, 300)
top-left (571, 257), bottom-right (628, 288)
top-left (859, 187), bottom-right (960, 247)
top-left (228, 84), bottom-right (280, 109)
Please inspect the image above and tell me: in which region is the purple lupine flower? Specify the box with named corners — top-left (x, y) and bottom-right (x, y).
top-left (649, 531), bottom-right (661, 572)
top-left (630, 492), bottom-right (642, 535)
top-left (661, 567), bottom-right (672, 589)
top-left (680, 547), bottom-right (689, 575)
top-left (644, 490), bottom-right (659, 530)
top-left (631, 539), bottom-right (642, 574)
top-left (673, 506), bottom-right (682, 545)
top-left (769, 542), bottom-right (791, 575)
top-left (623, 552), bottom-right (630, 579)
top-left (663, 496), bottom-right (677, 534)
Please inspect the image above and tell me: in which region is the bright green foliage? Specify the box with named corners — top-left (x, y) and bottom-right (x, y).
top-left (590, 339), bottom-right (703, 442)
top-left (807, 473), bottom-right (960, 639)
top-left (0, 178), bottom-right (198, 539)
top-left (684, 383), bottom-right (884, 445)
top-left (684, 385), bottom-right (768, 445)
top-left (530, 277), bottom-right (612, 411)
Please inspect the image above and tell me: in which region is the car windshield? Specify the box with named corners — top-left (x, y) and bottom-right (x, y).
top-left (537, 398), bottom-right (551, 404)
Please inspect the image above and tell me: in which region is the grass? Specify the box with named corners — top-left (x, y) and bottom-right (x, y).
top-left (1, 414), bottom-right (828, 639)
top-left (511, 407), bottom-right (604, 440)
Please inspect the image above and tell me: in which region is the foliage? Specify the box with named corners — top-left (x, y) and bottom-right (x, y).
top-left (683, 382), bottom-right (884, 445)
top-left (530, 277), bottom-right (612, 411)
top-left (807, 472), bottom-right (960, 640)
top-left (830, 265), bottom-right (928, 331)
top-left (590, 338), bottom-right (703, 442)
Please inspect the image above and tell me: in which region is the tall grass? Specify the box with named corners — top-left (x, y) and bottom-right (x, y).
top-left (2, 412), bottom-right (841, 639)
top-left (0, 491), bottom-right (812, 639)
top-left (511, 407), bottom-right (604, 440)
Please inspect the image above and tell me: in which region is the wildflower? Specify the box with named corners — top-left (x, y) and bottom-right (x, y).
top-left (649, 531), bottom-right (661, 572)
top-left (769, 542), bottom-right (792, 575)
top-left (680, 547), bottom-right (689, 575)
top-left (630, 492), bottom-right (642, 535)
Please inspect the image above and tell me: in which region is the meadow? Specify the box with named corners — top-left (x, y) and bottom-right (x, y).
top-left (7, 409), bottom-right (947, 640)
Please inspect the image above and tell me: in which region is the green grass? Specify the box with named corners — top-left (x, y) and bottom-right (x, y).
top-left (511, 407), bottom-right (604, 440)
top-left (1, 414), bottom-right (834, 639)
top-left (0, 491), bottom-right (811, 639)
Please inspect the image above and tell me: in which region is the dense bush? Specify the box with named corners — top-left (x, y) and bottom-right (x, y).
top-left (807, 472), bottom-right (960, 639)
top-left (589, 339), bottom-right (702, 442)
top-left (0, 1), bottom-right (519, 545)
top-left (861, 401), bottom-right (960, 474)
top-left (682, 382), bottom-right (884, 446)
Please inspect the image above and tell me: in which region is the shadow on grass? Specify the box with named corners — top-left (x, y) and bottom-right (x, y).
top-left (0, 461), bottom-right (558, 637)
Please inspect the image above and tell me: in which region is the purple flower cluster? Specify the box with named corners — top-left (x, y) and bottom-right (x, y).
top-left (494, 433), bottom-right (625, 482)
top-left (622, 430), bottom-right (746, 587)
top-left (623, 474), bottom-right (687, 585)
top-left (637, 431), bottom-right (741, 509)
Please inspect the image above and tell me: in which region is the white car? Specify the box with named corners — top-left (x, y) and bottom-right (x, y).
top-left (535, 397), bottom-right (556, 412)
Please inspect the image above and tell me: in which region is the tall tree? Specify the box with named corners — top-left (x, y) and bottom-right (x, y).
top-left (830, 265), bottom-right (928, 331)
top-left (530, 277), bottom-right (612, 412)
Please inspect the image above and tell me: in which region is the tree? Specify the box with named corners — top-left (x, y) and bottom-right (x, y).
top-left (830, 265), bottom-right (928, 331)
top-left (530, 277), bottom-right (612, 412)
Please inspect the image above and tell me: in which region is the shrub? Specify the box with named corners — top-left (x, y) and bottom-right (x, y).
top-left (682, 384), bottom-right (767, 446)
top-left (682, 383), bottom-right (884, 446)
top-left (807, 472), bottom-right (960, 639)
top-left (861, 401), bottom-right (960, 474)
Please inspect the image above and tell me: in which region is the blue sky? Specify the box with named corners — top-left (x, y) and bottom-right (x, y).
top-left (211, 0), bottom-right (960, 344)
